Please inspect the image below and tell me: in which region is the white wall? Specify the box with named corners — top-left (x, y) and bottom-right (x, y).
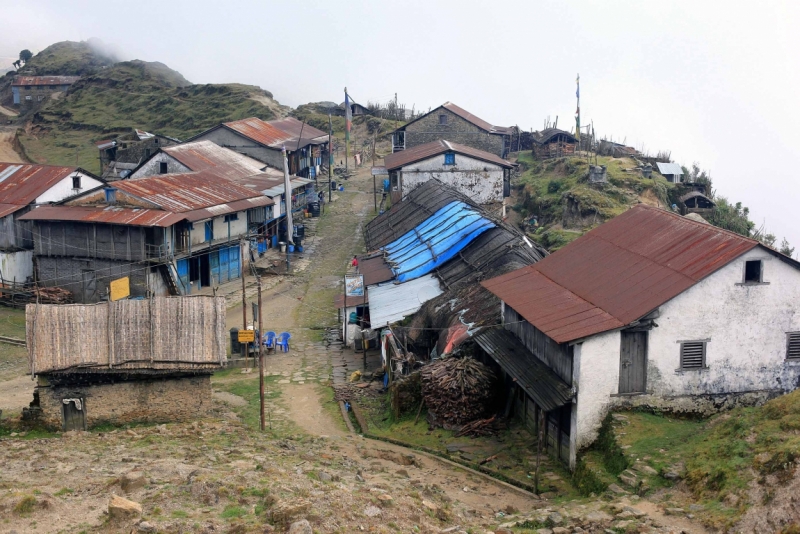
top-left (0, 249), bottom-right (34, 283)
top-left (130, 153), bottom-right (191, 179)
top-left (573, 246), bottom-right (800, 449)
top-left (400, 153), bottom-right (504, 204)
top-left (214, 213), bottom-right (247, 241)
top-left (573, 330), bottom-right (622, 449)
top-left (35, 171), bottom-right (104, 204)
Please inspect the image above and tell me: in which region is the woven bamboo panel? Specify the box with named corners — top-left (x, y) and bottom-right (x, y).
top-left (27, 296), bottom-right (226, 374)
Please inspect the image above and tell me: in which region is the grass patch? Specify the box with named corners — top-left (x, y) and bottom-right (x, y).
top-left (171, 510), bottom-right (189, 518)
top-left (14, 495), bottom-right (36, 515)
top-left (220, 505), bottom-right (247, 519)
top-left (54, 488), bottom-right (74, 497)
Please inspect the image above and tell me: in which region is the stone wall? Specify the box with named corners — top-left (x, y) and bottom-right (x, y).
top-left (402, 108), bottom-right (505, 156)
top-left (35, 374), bottom-right (213, 430)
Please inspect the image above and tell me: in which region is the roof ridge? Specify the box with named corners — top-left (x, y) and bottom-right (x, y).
top-left (633, 204), bottom-right (760, 245)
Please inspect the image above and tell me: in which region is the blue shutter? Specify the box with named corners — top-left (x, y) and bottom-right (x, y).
top-left (229, 245), bottom-right (241, 279)
top-left (218, 247), bottom-right (229, 283)
top-left (176, 259), bottom-right (190, 294)
top-left (210, 250), bottom-right (220, 285)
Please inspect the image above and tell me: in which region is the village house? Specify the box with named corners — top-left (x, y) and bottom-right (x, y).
top-left (187, 116), bottom-right (329, 178)
top-left (531, 128), bottom-right (579, 159)
top-left (11, 75), bottom-right (80, 106)
top-left (391, 102), bottom-right (513, 158)
top-left (655, 162), bottom-right (684, 183)
top-left (0, 163), bottom-right (104, 284)
top-left (383, 140), bottom-right (515, 206)
top-left (96, 129), bottom-right (181, 180)
top-left (129, 140), bottom-right (313, 245)
top-left (24, 296), bottom-right (226, 430)
top-left (19, 172), bottom-right (273, 302)
top-left (480, 204), bottom-right (800, 469)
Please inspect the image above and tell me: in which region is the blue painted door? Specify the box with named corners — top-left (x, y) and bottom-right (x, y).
top-left (210, 250), bottom-right (220, 285)
top-left (229, 245), bottom-right (241, 280)
top-left (218, 248), bottom-right (229, 284)
top-left (176, 259), bottom-right (190, 294)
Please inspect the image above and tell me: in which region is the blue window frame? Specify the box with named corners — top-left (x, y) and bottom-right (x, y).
top-left (204, 220), bottom-right (214, 241)
top-left (444, 153), bottom-right (455, 165)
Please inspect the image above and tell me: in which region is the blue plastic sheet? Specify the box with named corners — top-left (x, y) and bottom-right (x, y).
top-left (383, 201), bottom-right (495, 282)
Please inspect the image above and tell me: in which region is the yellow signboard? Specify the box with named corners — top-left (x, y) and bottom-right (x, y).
top-left (109, 277), bottom-right (130, 302)
top-left (238, 329), bottom-right (255, 343)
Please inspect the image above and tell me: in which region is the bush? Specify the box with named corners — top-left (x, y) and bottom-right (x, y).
top-left (547, 180), bottom-right (561, 194)
top-left (596, 413), bottom-right (628, 474)
top-left (572, 456), bottom-right (607, 496)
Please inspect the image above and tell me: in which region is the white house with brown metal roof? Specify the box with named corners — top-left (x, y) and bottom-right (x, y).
top-left (383, 140), bottom-right (514, 205)
top-left (480, 205), bottom-right (800, 469)
top-left (0, 163), bottom-right (103, 283)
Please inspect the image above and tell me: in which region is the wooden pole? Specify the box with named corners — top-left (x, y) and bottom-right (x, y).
top-left (258, 276), bottom-right (265, 431)
top-left (535, 408), bottom-right (544, 495)
top-left (328, 114), bottom-right (333, 204)
top-left (345, 87), bottom-right (349, 175)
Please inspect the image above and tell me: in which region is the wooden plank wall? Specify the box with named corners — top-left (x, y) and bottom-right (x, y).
top-left (504, 306), bottom-right (573, 383)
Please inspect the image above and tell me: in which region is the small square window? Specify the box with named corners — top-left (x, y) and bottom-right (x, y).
top-left (444, 153), bottom-right (455, 165)
top-left (787, 332), bottom-right (800, 360)
top-left (439, 114), bottom-right (447, 125)
top-left (680, 341), bottom-right (706, 370)
top-left (744, 260), bottom-right (762, 283)
top-left (159, 161), bottom-right (168, 174)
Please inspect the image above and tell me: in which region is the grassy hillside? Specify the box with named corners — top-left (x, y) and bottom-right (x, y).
top-left (510, 153), bottom-right (680, 250)
top-left (17, 52), bottom-right (289, 169)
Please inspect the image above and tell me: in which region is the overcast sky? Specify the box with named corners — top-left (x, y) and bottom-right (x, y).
top-left (4, 0), bottom-right (799, 250)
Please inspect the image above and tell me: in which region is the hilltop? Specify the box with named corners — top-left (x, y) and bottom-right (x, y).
top-left (7, 41), bottom-right (289, 169)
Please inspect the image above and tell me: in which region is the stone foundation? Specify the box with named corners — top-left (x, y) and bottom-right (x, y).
top-left (33, 373), bottom-right (213, 430)
top-left (611, 389), bottom-right (783, 417)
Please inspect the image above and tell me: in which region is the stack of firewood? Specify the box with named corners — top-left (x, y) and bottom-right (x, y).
top-left (421, 357), bottom-right (496, 427)
top-left (31, 287), bottom-right (74, 304)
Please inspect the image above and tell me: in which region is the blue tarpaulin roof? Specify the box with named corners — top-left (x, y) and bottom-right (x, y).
top-left (383, 201), bottom-right (495, 282)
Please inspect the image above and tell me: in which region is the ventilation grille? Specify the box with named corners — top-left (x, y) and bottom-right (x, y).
top-left (788, 332), bottom-right (800, 360)
top-left (680, 341), bottom-right (706, 369)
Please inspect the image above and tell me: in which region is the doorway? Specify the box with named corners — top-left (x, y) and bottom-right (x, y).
top-left (619, 330), bottom-right (647, 394)
top-left (61, 398), bottom-right (86, 431)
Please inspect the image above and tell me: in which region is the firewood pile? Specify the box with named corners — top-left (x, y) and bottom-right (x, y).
top-left (31, 287), bottom-right (74, 304)
top-left (456, 415), bottom-right (506, 437)
top-left (421, 357), bottom-right (496, 427)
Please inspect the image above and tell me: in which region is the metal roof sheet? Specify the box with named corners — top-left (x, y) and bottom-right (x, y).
top-left (267, 117), bottom-right (328, 140)
top-left (394, 102), bottom-right (507, 135)
top-left (384, 201), bottom-right (495, 282)
top-left (0, 203), bottom-right (23, 218)
top-left (161, 141), bottom-right (267, 181)
top-left (0, 163), bottom-right (84, 207)
top-left (368, 275), bottom-right (443, 328)
top-left (12, 76), bottom-right (80, 86)
top-left (18, 206), bottom-right (184, 227)
top-left (482, 205), bottom-right (760, 343)
top-left (223, 117), bottom-right (294, 148)
top-left (474, 327), bottom-right (573, 412)
top-left (183, 196), bottom-right (274, 222)
top-left (333, 293), bottom-right (369, 309)
top-left (384, 140), bottom-right (513, 171)
top-left (656, 162), bottom-right (683, 176)
top-left (358, 255), bottom-right (395, 286)
top-left (532, 128), bottom-right (579, 144)
top-left (114, 171), bottom-right (267, 212)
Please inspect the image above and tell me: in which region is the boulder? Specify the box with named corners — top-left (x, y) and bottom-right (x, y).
top-left (287, 519), bottom-right (313, 534)
top-left (121, 471), bottom-right (146, 493)
top-left (108, 494), bottom-right (142, 519)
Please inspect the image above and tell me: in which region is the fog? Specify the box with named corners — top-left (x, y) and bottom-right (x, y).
top-left (2, 0), bottom-right (799, 250)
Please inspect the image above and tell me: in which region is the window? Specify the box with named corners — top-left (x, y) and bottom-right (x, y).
top-left (787, 332), bottom-right (800, 360)
top-left (72, 174), bottom-right (81, 189)
top-left (159, 161), bottom-right (168, 174)
top-left (154, 138), bottom-right (159, 145)
top-left (224, 213), bottom-right (239, 222)
top-left (744, 260), bottom-right (762, 283)
top-left (145, 149), bottom-right (151, 157)
top-left (204, 220), bottom-right (214, 241)
top-left (680, 341), bottom-right (707, 370)
top-left (104, 188), bottom-right (117, 204)
top-left (444, 153), bottom-right (455, 165)
top-left (438, 114), bottom-right (447, 125)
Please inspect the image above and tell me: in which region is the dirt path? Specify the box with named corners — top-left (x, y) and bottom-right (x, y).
top-left (284, 383), bottom-right (346, 437)
top-left (0, 126), bottom-right (25, 163)
top-left (0, 104), bottom-right (19, 117)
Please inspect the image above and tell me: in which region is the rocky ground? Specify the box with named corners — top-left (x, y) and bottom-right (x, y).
top-left (0, 162), bottom-right (711, 533)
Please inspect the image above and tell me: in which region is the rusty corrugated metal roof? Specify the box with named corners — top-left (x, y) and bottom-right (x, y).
top-left (482, 205), bottom-right (761, 343)
top-left (162, 141), bottom-right (267, 181)
top-left (357, 255), bottom-right (394, 286)
top-left (268, 117), bottom-right (328, 140)
top-left (384, 140), bottom-right (514, 171)
top-left (223, 117), bottom-right (294, 148)
top-left (18, 206), bottom-right (184, 227)
top-left (115, 171), bottom-right (268, 213)
top-left (0, 163), bottom-right (85, 210)
top-left (183, 196), bottom-right (273, 222)
top-left (12, 76), bottom-right (80, 86)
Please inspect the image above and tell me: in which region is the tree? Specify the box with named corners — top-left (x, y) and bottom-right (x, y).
top-left (779, 238), bottom-right (795, 258)
top-left (19, 49), bottom-right (32, 64)
top-left (707, 196), bottom-right (755, 237)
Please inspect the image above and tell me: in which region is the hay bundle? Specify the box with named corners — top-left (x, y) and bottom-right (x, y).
top-left (421, 357), bottom-right (495, 426)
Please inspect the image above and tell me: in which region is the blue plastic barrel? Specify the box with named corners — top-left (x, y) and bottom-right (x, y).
top-left (271, 235), bottom-right (278, 248)
top-left (287, 244), bottom-right (295, 253)
top-left (338, 185), bottom-right (344, 191)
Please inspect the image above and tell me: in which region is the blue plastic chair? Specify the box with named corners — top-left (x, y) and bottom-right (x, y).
top-left (263, 331), bottom-right (277, 351)
top-left (276, 332), bottom-right (291, 353)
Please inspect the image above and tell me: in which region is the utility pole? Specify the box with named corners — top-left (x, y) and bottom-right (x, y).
top-left (258, 275), bottom-right (265, 431)
top-left (394, 93), bottom-right (398, 131)
top-left (328, 114), bottom-right (333, 204)
top-left (282, 147), bottom-right (293, 273)
top-left (241, 270), bottom-right (247, 367)
top-left (344, 87), bottom-right (350, 175)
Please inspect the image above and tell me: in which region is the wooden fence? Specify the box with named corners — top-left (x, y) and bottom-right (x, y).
top-left (26, 296), bottom-right (227, 374)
